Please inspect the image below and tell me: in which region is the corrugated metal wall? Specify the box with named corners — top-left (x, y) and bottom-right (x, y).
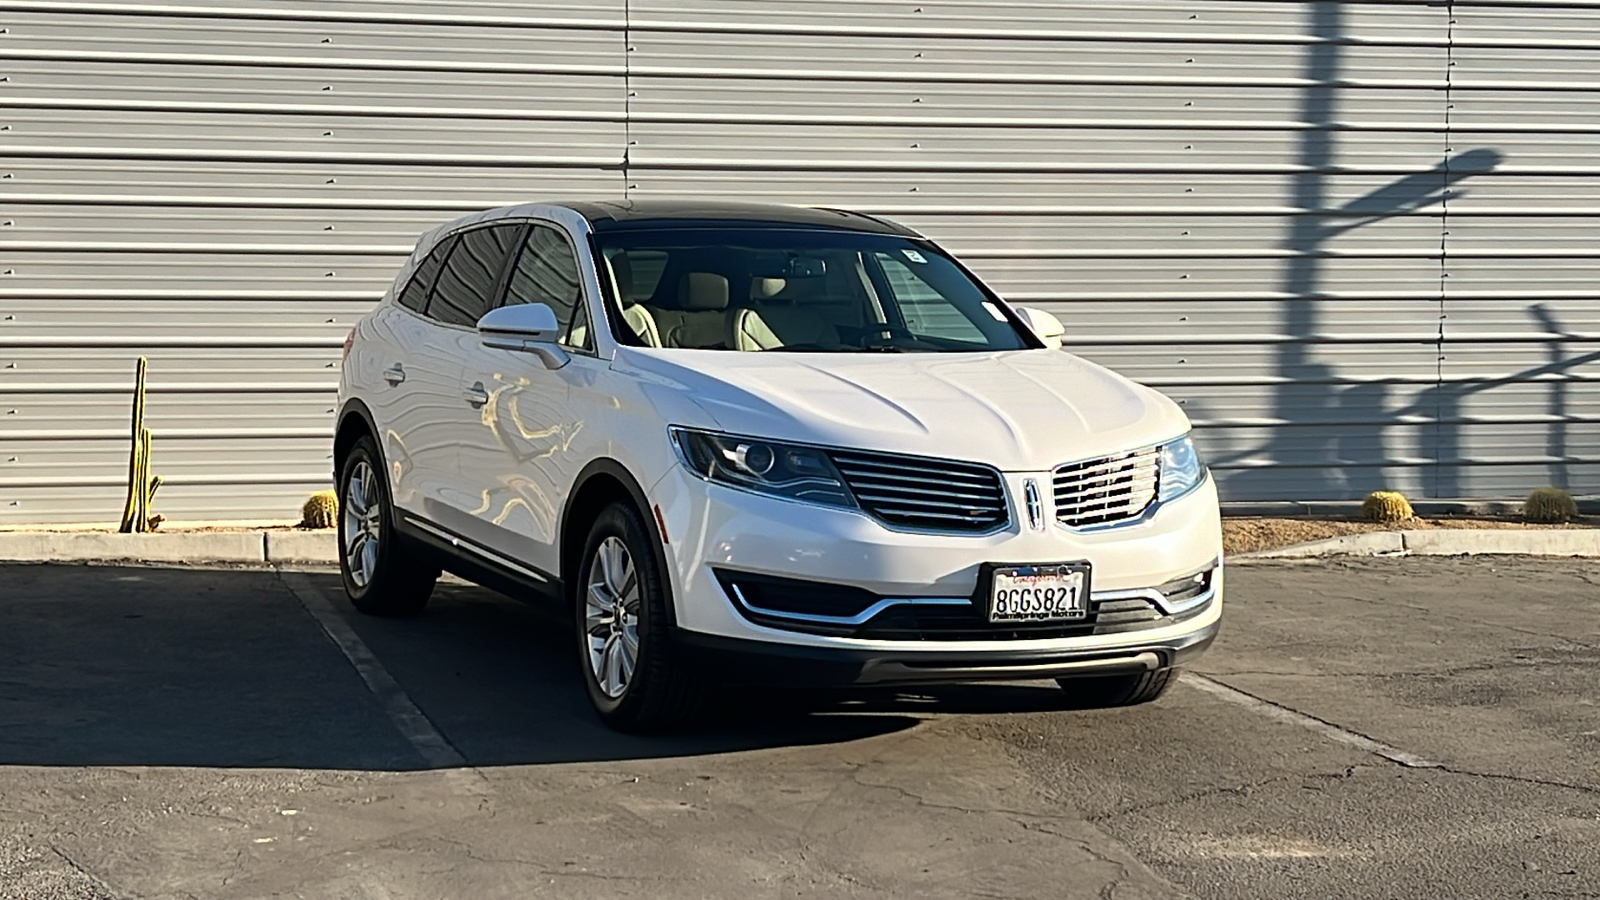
top-left (2, 0), bottom-right (1596, 524)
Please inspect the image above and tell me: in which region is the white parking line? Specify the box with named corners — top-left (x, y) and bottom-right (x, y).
top-left (1183, 672), bottom-right (1441, 769)
top-left (279, 570), bottom-right (466, 769)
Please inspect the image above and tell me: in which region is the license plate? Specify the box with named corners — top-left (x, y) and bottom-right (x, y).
top-left (988, 564), bottom-right (1090, 623)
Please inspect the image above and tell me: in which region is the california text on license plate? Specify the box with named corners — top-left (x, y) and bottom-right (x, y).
top-left (988, 564), bottom-right (1090, 623)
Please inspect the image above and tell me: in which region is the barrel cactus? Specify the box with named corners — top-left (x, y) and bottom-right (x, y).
top-left (301, 490), bottom-right (339, 529)
top-left (1361, 490), bottom-right (1414, 523)
top-left (1524, 487), bottom-right (1578, 524)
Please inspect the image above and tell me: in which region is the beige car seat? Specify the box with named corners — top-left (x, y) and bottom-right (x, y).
top-left (729, 277), bottom-right (841, 351)
top-left (648, 271), bottom-right (732, 349)
top-left (605, 253), bottom-right (662, 347)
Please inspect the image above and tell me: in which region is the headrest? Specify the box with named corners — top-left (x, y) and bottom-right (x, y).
top-left (751, 277), bottom-right (787, 300)
top-left (607, 253), bottom-right (634, 303)
top-left (677, 271), bottom-right (729, 311)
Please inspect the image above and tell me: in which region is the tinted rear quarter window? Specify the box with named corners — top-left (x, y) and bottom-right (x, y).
top-left (428, 224), bottom-right (523, 327)
top-left (396, 237), bottom-right (452, 313)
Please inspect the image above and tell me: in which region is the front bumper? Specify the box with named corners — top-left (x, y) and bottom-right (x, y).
top-left (676, 618), bottom-right (1219, 687)
top-left (649, 463), bottom-right (1224, 671)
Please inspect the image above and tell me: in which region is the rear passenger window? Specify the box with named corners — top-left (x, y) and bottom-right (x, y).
top-left (396, 238), bottom-right (452, 313)
top-left (427, 224), bottom-right (522, 328)
top-left (504, 224), bottom-right (591, 350)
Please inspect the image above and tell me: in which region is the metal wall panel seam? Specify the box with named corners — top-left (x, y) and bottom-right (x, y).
top-left (0, 195), bottom-right (521, 210)
top-left (1208, 457), bottom-right (1596, 470)
top-left (0, 146), bottom-right (624, 166)
top-left (0, 290), bottom-right (378, 299)
top-left (0, 337), bottom-right (347, 347)
top-left (1431, 0), bottom-right (1459, 498)
top-left (0, 475), bottom-right (344, 487)
top-left (17, 100), bottom-right (1600, 134)
top-left (0, 48), bottom-right (627, 76)
top-left (0, 98), bottom-right (630, 122)
top-left (0, 2), bottom-right (628, 30)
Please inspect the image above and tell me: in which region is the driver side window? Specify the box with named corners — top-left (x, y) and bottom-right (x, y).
top-left (503, 223), bottom-right (592, 351)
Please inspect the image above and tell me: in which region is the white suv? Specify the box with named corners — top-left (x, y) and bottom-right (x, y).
top-left (335, 201), bottom-right (1222, 732)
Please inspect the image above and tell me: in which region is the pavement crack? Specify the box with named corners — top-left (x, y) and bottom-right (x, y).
top-left (1086, 773), bottom-right (1303, 823)
top-left (1432, 766), bottom-right (1600, 797)
top-left (219, 847), bottom-right (245, 888)
top-left (848, 771), bottom-right (1071, 822)
top-left (48, 844), bottom-right (124, 899)
top-left (1008, 819), bottom-right (1146, 900)
top-left (1184, 673), bottom-right (1441, 768)
top-left (433, 835), bottom-right (671, 882)
top-left (1319, 592), bottom-right (1434, 614)
top-left (1207, 655), bottom-right (1596, 682)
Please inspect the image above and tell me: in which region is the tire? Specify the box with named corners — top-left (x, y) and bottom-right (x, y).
top-left (337, 435), bottom-right (438, 616)
top-left (575, 501), bottom-right (702, 733)
top-left (1056, 668), bottom-right (1176, 709)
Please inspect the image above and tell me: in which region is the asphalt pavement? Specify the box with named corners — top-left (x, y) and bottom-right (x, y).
top-left (0, 557), bottom-right (1595, 899)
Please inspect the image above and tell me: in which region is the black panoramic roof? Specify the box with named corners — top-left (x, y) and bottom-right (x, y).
top-left (556, 200), bottom-right (922, 237)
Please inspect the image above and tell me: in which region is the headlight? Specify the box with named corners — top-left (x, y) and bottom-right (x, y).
top-left (1158, 434), bottom-right (1206, 503)
top-left (670, 428), bottom-right (857, 510)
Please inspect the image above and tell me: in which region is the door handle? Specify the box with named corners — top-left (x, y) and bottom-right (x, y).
top-left (382, 364), bottom-right (406, 385)
top-left (462, 382), bottom-right (490, 408)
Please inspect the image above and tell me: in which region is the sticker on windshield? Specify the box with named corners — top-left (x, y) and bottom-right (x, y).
top-left (901, 249), bottom-right (928, 264)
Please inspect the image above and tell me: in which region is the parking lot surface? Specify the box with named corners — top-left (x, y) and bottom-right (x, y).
top-left (1, 557), bottom-right (1596, 899)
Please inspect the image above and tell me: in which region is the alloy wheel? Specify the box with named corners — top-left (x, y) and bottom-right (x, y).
top-left (342, 460), bottom-right (382, 588)
top-left (584, 536), bottom-right (641, 699)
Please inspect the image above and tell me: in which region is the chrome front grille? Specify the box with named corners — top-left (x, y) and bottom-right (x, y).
top-left (1053, 447), bottom-right (1159, 528)
top-left (828, 450), bottom-right (1008, 533)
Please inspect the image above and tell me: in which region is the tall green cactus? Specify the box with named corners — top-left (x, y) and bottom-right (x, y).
top-left (118, 357), bottom-right (162, 533)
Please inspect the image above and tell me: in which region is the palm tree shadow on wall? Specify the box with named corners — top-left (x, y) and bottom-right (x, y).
top-left (1202, 0), bottom-right (1506, 500)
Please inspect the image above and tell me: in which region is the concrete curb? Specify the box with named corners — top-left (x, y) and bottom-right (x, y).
top-left (0, 530), bottom-right (338, 565)
top-left (1240, 532), bottom-right (1405, 559)
top-left (1224, 498), bottom-right (1600, 517)
top-left (264, 531), bottom-right (339, 565)
top-left (1237, 528), bottom-right (1600, 560)
top-left (4, 527), bottom-right (1595, 567)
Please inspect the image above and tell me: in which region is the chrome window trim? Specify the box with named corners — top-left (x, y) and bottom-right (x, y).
top-left (386, 208), bottom-right (606, 360)
top-left (381, 203), bottom-right (614, 357)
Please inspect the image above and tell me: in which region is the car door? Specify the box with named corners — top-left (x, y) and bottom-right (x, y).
top-left (369, 235), bottom-right (465, 519)
top-left (454, 220), bottom-right (598, 577)
top-left (401, 221), bottom-right (526, 532)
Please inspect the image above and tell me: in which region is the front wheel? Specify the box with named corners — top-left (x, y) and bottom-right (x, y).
top-left (1057, 668), bottom-right (1175, 709)
top-left (576, 502), bottom-right (702, 732)
top-left (337, 435), bottom-right (438, 616)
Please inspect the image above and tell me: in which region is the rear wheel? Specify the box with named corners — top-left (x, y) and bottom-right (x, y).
top-left (1056, 668), bottom-right (1175, 708)
top-left (576, 502), bottom-right (702, 732)
top-left (337, 435), bottom-right (438, 616)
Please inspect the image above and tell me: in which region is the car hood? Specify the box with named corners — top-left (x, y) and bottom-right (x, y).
top-left (613, 348), bottom-right (1191, 471)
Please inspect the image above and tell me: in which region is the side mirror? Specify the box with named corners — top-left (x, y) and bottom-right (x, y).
top-left (477, 304), bottom-right (570, 369)
top-left (1015, 306), bottom-right (1065, 350)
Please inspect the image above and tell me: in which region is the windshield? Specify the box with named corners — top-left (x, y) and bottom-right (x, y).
top-left (593, 228), bottom-right (1035, 353)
